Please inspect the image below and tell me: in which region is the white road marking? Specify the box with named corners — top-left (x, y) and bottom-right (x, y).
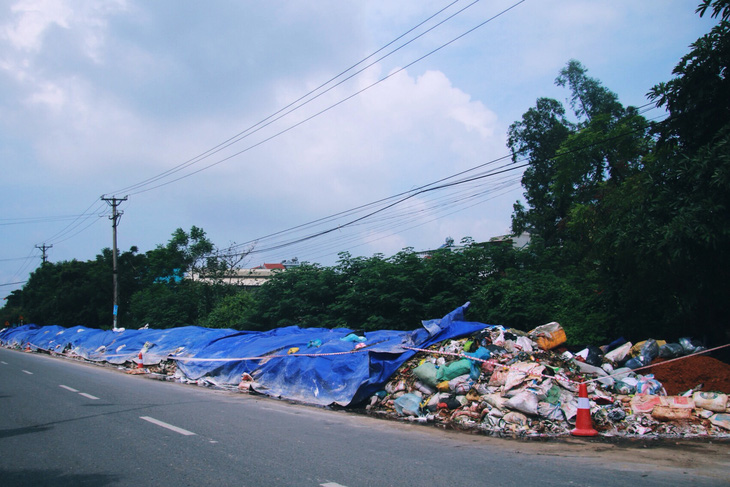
top-left (22, 370), bottom-right (33, 375)
top-left (140, 416), bottom-right (196, 436)
top-left (79, 392), bottom-right (99, 400)
top-left (59, 385), bottom-right (79, 392)
top-left (321, 483), bottom-right (348, 487)
top-left (1, 361), bottom-right (8, 364)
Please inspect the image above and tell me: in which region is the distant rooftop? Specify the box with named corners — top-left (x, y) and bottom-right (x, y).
top-left (254, 263), bottom-right (286, 270)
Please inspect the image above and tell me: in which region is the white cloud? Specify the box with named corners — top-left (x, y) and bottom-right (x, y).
top-left (4, 0), bottom-right (73, 52)
top-left (0, 0), bottom-right (716, 295)
top-left (3, 0), bottom-right (127, 57)
top-left (26, 79), bottom-right (65, 108)
top-left (231, 65), bottom-right (503, 215)
top-left (1, 0), bottom-right (129, 115)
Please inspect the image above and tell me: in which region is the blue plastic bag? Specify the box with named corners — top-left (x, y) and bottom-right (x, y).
top-left (394, 393), bottom-right (423, 417)
top-left (463, 346), bottom-right (492, 380)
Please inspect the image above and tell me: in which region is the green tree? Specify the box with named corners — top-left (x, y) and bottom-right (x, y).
top-left (127, 281), bottom-right (200, 328)
top-left (583, 1), bottom-right (730, 343)
top-left (12, 257), bottom-right (112, 327)
top-left (649, 0), bottom-right (730, 154)
top-left (510, 61), bottom-right (651, 250)
top-left (244, 244), bottom-right (496, 333)
top-left (247, 263), bottom-right (343, 330)
top-left (508, 97), bottom-right (573, 244)
top-left (471, 241), bottom-right (609, 345)
top-left (204, 290), bottom-right (256, 329)
top-left (143, 226), bottom-right (215, 282)
top-left (128, 226), bottom-right (229, 328)
top-left (503, 60), bottom-right (656, 343)
top-left (1, 225), bottom-right (244, 330)
top-left (336, 250), bottom-right (429, 330)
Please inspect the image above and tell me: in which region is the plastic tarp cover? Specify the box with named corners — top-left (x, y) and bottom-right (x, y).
top-left (0, 303), bottom-right (491, 407)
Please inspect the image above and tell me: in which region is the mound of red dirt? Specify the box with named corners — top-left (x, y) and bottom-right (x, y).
top-left (648, 355), bottom-right (730, 395)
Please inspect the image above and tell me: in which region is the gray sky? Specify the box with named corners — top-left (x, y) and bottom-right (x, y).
top-left (0, 0), bottom-right (718, 299)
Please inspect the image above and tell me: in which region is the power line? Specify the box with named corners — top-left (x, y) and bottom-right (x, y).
top-left (110, 0), bottom-right (475, 196)
top-left (2, 1), bottom-right (525, 271)
top-left (41, 199), bottom-right (111, 245)
top-left (0, 202), bottom-right (107, 295)
top-left (291, 174), bottom-right (524, 263)
top-left (111, 0), bottom-right (527, 196)
top-left (215, 160), bottom-right (527, 261)
top-left (48, 214), bottom-right (107, 246)
top-left (0, 213), bottom-right (104, 226)
top-left (219, 153), bottom-right (516, 256)
top-left (0, 280), bottom-right (27, 288)
top-left (1, 110), bottom-right (658, 295)
top-left (0, 256), bottom-right (41, 263)
top-left (214, 114), bottom-right (654, 262)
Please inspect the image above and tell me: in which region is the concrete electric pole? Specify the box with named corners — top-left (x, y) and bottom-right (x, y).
top-left (101, 195), bottom-right (128, 331)
top-left (35, 243), bottom-right (53, 264)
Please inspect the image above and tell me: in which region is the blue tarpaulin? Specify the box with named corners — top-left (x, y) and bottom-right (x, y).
top-left (0, 303), bottom-right (490, 407)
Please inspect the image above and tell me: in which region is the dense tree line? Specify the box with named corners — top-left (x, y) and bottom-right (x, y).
top-left (3, 1), bottom-right (728, 348)
top-left (1, 226), bottom-right (239, 330)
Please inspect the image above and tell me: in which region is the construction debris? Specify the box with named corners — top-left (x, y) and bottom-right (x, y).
top-left (365, 324), bottom-right (730, 438)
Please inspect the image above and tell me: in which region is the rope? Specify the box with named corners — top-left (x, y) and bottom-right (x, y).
top-left (402, 342), bottom-right (730, 387)
top-left (401, 345), bottom-right (582, 386)
top-left (583, 342), bottom-right (730, 385)
top-left (15, 339), bottom-right (730, 387)
top-left (17, 341), bottom-right (370, 363)
top-left (165, 348), bottom-right (369, 363)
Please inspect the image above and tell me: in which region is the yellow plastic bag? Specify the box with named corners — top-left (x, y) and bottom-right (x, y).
top-left (528, 322), bottom-right (567, 350)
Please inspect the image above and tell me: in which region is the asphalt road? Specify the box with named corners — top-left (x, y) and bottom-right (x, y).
top-left (1, 347), bottom-right (728, 487)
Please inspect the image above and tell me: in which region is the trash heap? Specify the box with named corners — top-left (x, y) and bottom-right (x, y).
top-left (364, 323), bottom-right (730, 438)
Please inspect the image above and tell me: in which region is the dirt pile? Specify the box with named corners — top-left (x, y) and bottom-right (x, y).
top-left (650, 355), bottom-right (730, 395)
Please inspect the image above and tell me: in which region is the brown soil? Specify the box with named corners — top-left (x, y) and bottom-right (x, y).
top-left (647, 355), bottom-right (730, 395)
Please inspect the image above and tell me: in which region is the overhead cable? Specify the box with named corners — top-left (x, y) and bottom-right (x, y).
top-left (113, 1), bottom-right (527, 196)
top-left (0, 280), bottom-right (28, 288)
top-left (42, 199), bottom-right (111, 246)
top-left (215, 115), bottom-right (655, 261)
top-left (109, 0), bottom-right (477, 196)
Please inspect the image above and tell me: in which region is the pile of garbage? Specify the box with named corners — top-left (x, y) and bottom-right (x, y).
top-left (4, 310), bottom-right (729, 439)
top-left (364, 323), bottom-right (730, 438)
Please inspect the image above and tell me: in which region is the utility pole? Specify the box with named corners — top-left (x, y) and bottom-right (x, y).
top-left (101, 195), bottom-right (128, 331)
top-left (35, 243), bottom-right (53, 264)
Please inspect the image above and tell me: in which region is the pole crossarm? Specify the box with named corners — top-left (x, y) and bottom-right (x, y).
top-left (35, 243), bottom-right (53, 264)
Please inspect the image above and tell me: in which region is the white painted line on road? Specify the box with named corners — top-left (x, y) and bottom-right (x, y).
top-left (140, 416), bottom-right (196, 436)
top-left (22, 370), bottom-right (33, 375)
top-left (1, 361), bottom-right (8, 364)
top-left (321, 483), bottom-right (348, 487)
top-left (60, 385), bottom-right (98, 400)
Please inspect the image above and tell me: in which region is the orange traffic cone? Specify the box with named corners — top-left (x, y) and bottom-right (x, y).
top-left (571, 382), bottom-right (598, 437)
top-left (137, 351), bottom-right (144, 369)
top-left (24, 344), bottom-right (31, 352)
